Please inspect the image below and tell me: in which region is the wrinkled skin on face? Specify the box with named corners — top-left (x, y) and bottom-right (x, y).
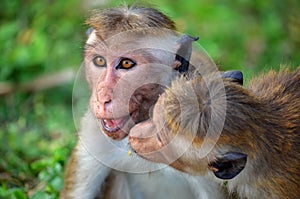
top-left (84, 36), bottom-right (175, 140)
top-left (86, 52), bottom-right (174, 140)
top-left (91, 82), bottom-right (163, 140)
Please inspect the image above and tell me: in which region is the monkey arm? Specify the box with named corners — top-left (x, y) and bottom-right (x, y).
top-left (129, 115), bottom-right (173, 165)
top-left (129, 70), bottom-right (245, 165)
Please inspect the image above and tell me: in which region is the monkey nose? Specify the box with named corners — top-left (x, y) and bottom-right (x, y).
top-left (93, 99), bottom-right (113, 118)
top-left (95, 103), bottom-right (112, 118)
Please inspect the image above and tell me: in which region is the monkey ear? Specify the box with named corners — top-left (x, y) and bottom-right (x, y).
top-left (174, 35), bottom-right (199, 73)
top-left (221, 70), bottom-right (243, 85)
top-left (208, 152), bottom-right (247, 180)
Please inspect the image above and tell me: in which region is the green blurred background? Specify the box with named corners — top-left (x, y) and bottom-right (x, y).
top-left (0, 0), bottom-right (299, 198)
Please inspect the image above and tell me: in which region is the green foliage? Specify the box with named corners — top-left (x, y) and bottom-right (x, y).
top-left (0, 1), bottom-right (81, 196)
top-left (0, 0), bottom-right (299, 198)
top-left (0, 0), bottom-right (84, 82)
top-left (0, 86), bottom-right (75, 199)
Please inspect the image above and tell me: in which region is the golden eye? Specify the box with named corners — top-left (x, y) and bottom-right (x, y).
top-left (118, 58), bottom-right (136, 69)
top-left (93, 56), bottom-right (106, 67)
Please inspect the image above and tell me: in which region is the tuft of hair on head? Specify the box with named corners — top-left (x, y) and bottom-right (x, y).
top-left (86, 5), bottom-right (176, 39)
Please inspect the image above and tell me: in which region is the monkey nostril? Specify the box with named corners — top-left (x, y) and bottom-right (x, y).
top-left (104, 100), bottom-right (112, 111)
top-left (104, 99), bottom-right (111, 104)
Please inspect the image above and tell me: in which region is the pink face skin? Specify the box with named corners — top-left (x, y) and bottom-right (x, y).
top-left (84, 33), bottom-right (178, 140)
top-left (85, 53), bottom-right (165, 140)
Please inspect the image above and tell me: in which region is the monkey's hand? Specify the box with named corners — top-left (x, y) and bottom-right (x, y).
top-left (129, 93), bottom-right (181, 165)
top-left (128, 118), bottom-right (167, 163)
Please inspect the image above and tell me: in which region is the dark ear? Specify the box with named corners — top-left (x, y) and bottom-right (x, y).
top-left (174, 35), bottom-right (199, 73)
top-left (208, 152), bottom-right (247, 180)
top-left (221, 70), bottom-right (243, 85)
top-left (86, 27), bottom-right (94, 37)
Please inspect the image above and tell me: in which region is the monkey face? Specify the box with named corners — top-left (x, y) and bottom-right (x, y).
top-left (86, 52), bottom-right (169, 140)
top-left (83, 30), bottom-right (190, 140)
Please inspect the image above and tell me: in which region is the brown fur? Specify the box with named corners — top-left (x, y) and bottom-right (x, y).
top-left (60, 147), bottom-right (78, 198)
top-left (86, 6), bottom-right (176, 40)
top-left (129, 67), bottom-right (300, 199)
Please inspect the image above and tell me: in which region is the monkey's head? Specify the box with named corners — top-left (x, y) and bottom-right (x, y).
top-left (84, 6), bottom-right (198, 140)
top-left (129, 72), bottom-right (255, 179)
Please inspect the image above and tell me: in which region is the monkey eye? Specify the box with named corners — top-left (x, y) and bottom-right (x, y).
top-left (116, 58), bottom-right (136, 70)
top-left (93, 56), bottom-right (106, 67)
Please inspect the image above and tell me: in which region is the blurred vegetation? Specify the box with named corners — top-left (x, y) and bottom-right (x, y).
top-left (0, 0), bottom-right (299, 198)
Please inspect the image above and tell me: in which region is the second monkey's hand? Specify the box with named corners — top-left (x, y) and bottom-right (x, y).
top-left (129, 92), bottom-right (182, 167)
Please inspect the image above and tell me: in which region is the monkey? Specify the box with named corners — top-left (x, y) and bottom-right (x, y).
top-left (129, 67), bottom-right (300, 199)
top-left (60, 6), bottom-right (229, 199)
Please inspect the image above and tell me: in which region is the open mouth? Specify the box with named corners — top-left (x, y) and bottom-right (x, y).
top-left (101, 115), bottom-right (131, 133)
top-left (98, 113), bottom-right (134, 140)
